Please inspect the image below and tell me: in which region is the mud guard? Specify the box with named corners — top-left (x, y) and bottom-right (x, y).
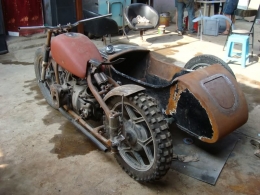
top-left (103, 84), bottom-right (145, 102)
top-left (165, 64), bottom-right (248, 143)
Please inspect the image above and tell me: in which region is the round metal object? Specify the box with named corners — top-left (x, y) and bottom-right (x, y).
top-left (124, 120), bottom-right (148, 151)
top-left (183, 137), bottom-right (193, 145)
top-left (105, 45), bottom-right (115, 54)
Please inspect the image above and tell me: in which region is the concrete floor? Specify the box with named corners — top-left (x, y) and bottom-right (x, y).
top-left (0, 18), bottom-right (260, 195)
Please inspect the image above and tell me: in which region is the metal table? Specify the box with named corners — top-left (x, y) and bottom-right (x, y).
top-left (195, 0), bottom-right (226, 38)
top-left (196, 0), bottom-right (226, 17)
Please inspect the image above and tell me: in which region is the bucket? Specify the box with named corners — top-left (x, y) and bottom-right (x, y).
top-left (184, 16), bottom-right (198, 31)
top-left (158, 25), bottom-right (165, 34)
top-left (159, 12), bottom-right (170, 27)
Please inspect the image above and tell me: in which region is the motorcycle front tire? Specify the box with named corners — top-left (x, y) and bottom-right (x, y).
top-left (34, 47), bottom-right (57, 109)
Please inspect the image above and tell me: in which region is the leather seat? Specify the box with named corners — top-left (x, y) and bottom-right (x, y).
top-left (83, 10), bottom-right (118, 38)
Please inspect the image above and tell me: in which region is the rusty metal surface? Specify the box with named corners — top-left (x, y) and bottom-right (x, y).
top-left (51, 59), bottom-right (60, 85)
top-left (166, 64), bottom-right (248, 143)
top-left (107, 76), bottom-right (120, 87)
top-left (148, 52), bottom-right (183, 81)
top-left (104, 46), bottom-right (183, 83)
top-left (103, 84), bottom-right (145, 102)
top-left (87, 71), bottom-right (111, 117)
top-left (99, 44), bottom-right (141, 59)
top-left (201, 74), bottom-right (239, 114)
top-left (106, 49), bottom-right (186, 89)
top-left (51, 33), bottom-right (102, 78)
top-left (105, 46), bottom-right (149, 62)
top-left (63, 105), bottom-right (111, 147)
top-left (165, 84), bottom-right (180, 115)
top-left (203, 75), bottom-right (235, 109)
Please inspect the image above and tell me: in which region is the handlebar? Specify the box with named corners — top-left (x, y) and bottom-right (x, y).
top-left (18, 13), bottom-right (112, 31)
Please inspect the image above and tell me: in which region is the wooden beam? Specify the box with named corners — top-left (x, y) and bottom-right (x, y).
top-left (75, 0), bottom-right (84, 34)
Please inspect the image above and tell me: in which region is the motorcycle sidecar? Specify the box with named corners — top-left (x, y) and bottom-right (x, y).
top-left (99, 45), bottom-right (248, 143)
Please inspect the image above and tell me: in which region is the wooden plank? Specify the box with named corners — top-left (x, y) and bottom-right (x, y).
top-left (75, 0), bottom-right (84, 34)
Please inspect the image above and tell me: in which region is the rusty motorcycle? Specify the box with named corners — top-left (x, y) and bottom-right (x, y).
top-left (19, 15), bottom-right (248, 182)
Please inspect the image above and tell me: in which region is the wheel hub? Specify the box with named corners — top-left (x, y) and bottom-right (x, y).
top-left (124, 120), bottom-right (147, 151)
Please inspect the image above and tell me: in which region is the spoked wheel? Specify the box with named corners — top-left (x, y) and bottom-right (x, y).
top-left (184, 54), bottom-right (236, 78)
top-left (107, 93), bottom-right (173, 181)
top-left (34, 47), bottom-right (57, 108)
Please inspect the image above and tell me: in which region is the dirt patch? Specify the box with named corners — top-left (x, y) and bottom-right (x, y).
top-left (24, 79), bottom-right (44, 101)
top-left (154, 48), bottom-right (179, 56)
top-left (236, 74), bottom-right (260, 112)
top-left (194, 52), bottom-right (203, 56)
top-left (49, 121), bottom-right (97, 159)
top-left (237, 74), bottom-right (260, 86)
top-left (0, 162), bottom-right (29, 195)
top-left (176, 42), bottom-right (189, 46)
top-left (0, 61), bottom-right (33, 66)
top-left (23, 79), bottom-right (98, 159)
top-left (239, 85), bottom-right (260, 113)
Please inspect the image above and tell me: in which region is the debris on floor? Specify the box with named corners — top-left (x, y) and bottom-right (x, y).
top-left (172, 153), bottom-right (199, 162)
top-left (250, 139), bottom-right (260, 158)
top-left (254, 150), bottom-right (260, 158)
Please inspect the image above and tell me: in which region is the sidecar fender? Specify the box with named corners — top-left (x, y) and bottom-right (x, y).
top-left (166, 64), bottom-right (248, 143)
top-left (103, 84), bottom-right (145, 102)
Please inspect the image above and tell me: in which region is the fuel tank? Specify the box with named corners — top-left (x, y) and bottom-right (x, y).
top-left (51, 33), bottom-right (103, 78)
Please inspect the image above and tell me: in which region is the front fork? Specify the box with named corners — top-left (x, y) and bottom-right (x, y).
top-left (40, 30), bottom-right (52, 82)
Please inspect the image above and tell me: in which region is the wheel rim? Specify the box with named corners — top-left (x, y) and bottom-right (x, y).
top-left (190, 63), bottom-right (210, 70)
top-left (112, 102), bottom-right (155, 171)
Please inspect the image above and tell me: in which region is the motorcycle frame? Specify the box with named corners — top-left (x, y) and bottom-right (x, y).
top-left (31, 23), bottom-right (146, 151)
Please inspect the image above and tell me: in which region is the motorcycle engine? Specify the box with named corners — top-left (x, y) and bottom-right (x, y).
top-left (71, 82), bottom-right (102, 120)
top-left (57, 68), bottom-right (101, 120)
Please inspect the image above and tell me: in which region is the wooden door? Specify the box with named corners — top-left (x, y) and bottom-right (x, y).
top-left (0, 0), bottom-right (7, 54)
top-left (1, 0), bottom-right (44, 36)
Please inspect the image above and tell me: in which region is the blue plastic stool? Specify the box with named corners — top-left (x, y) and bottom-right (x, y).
top-left (225, 34), bottom-right (249, 68)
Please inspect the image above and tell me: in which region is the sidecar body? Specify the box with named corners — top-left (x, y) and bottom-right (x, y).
top-left (99, 45), bottom-right (248, 143)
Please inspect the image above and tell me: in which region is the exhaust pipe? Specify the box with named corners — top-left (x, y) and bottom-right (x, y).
top-left (59, 107), bottom-right (108, 152)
